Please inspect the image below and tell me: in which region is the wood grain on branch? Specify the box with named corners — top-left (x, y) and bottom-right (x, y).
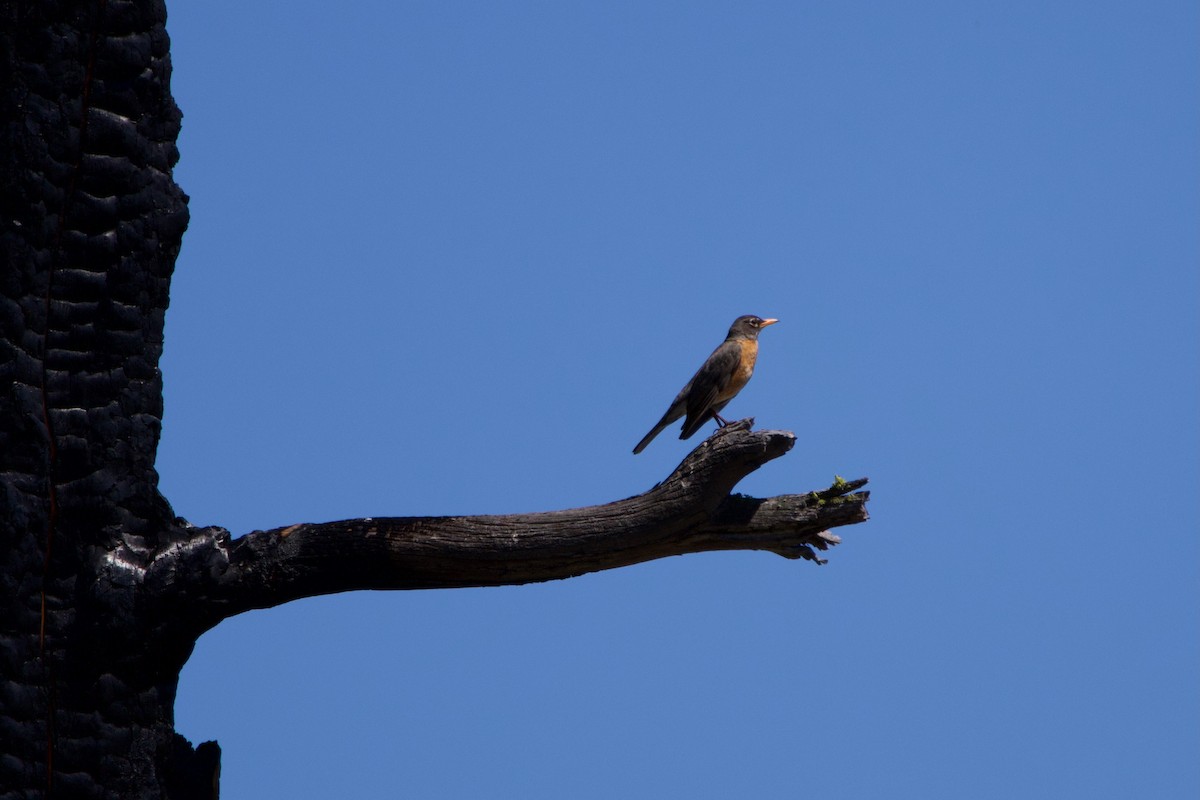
top-left (152, 420), bottom-right (869, 633)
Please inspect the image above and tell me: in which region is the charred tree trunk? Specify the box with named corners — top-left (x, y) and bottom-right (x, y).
top-left (1, 0), bottom-right (201, 797)
top-left (0, 1), bottom-right (222, 797)
top-left (0, 2), bottom-right (869, 798)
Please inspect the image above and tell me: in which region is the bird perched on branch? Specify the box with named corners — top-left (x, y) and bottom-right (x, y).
top-left (633, 315), bottom-right (778, 454)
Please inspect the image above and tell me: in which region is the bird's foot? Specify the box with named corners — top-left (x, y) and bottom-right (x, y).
top-left (713, 418), bottom-right (754, 438)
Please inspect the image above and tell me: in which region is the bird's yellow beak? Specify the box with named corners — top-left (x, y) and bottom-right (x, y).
top-left (760, 318), bottom-right (779, 327)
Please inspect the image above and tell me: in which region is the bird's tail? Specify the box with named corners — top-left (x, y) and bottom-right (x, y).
top-left (632, 418), bottom-right (671, 454)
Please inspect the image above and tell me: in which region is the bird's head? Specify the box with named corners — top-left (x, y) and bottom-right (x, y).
top-left (728, 315), bottom-right (778, 339)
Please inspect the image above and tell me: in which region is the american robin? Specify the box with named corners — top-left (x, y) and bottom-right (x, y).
top-left (633, 315), bottom-right (778, 454)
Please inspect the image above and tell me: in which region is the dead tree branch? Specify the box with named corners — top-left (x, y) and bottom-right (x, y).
top-left (148, 420), bottom-right (870, 633)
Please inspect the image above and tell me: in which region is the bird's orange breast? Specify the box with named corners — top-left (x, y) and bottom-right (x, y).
top-left (719, 339), bottom-right (757, 401)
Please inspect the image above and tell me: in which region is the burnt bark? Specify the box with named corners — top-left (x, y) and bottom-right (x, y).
top-left (0, 1), bottom-right (870, 798)
top-left (2, 0), bottom-right (198, 798)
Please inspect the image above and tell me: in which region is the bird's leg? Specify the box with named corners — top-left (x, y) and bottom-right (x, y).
top-left (713, 413), bottom-right (729, 428)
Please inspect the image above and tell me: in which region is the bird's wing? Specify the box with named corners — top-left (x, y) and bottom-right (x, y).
top-left (679, 342), bottom-right (738, 438)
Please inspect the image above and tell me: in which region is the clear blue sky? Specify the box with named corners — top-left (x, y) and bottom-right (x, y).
top-left (157, 2), bottom-right (1198, 797)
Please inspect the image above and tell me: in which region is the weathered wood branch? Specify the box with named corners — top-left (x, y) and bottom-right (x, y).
top-left (150, 420), bottom-right (869, 633)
